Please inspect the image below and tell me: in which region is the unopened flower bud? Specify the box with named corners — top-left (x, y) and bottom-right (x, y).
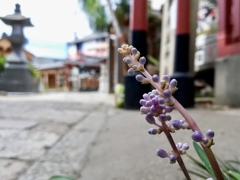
top-left (136, 74), bottom-right (145, 82)
top-left (165, 115), bottom-right (171, 121)
top-left (152, 74), bottom-right (159, 83)
top-left (143, 93), bottom-right (149, 100)
top-left (172, 120), bottom-right (182, 130)
top-left (139, 57), bottom-right (146, 65)
top-left (150, 106), bottom-right (158, 113)
top-left (169, 154), bottom-right (177, 164)
top-left (158, 98), bottom-right (165, 104)
top-left (152, 97), bottom-right (159, 105)
top-left (206, 129), bottom-right (215, 139)
top-left (139, 99), bottom-right (147, 106)
top-left (145, 113), bottom-right (155, 124)
top-left (170, 79), bottom-right (178, 88)
top-left (131, 48), bottom-right (138, 55)
top-left (182, 143), bottom-right (189, 150)
top-left (158, 114), bottom-right (166, 121)
top-left (124, 57), bottom-right (132, 64)
top-left (163, 90), bottom-right (171, 98)
top-left (128, 68), bottom-right (134, 74)
top-left (192, 131), bottom-right (203, 142)
top-left (176, 142), bottom-right (183, 149)
top-left (162, 75), bottom-right (170, 82)
top-left (202, 137), bottom-right (209, 145)
top-left (165, 106), bottom-right (174, 113)
top-left (140, 106), bottom-right (150, 114)
top-left (148, 128), bottom-right (158, 135)
top-left (133, 65), bottom-right (138, 71)
top-left (156, 149), bottom-right (168, 158)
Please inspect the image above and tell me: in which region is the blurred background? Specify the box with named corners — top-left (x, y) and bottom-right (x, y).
top-left (0, 0), bottom-right (240, 179)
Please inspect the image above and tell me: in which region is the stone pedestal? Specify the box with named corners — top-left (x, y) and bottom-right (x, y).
top-left (215, 54), bottom-right (240, 106)
top-left (0, 62), bottom-right (38, 92)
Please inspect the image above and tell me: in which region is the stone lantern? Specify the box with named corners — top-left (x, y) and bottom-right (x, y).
top-left (0, 4), bottom-right (38, 92)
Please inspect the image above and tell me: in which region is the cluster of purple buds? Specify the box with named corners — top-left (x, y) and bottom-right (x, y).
top-left (191, 129), bottom-right (215, 147)
top-left (156, 142), bottom-right (189, 164)
top-left (172, 119), bottom-right (190, 130)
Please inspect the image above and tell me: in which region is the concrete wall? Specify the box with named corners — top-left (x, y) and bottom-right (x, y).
top-left (215, 54), bottom-right (240, 106)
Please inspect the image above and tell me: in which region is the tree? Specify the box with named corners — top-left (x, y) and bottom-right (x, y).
top-left (79, 0), bottom-right (108, 32)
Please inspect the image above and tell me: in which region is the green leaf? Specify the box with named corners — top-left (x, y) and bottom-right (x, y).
top-left (187, 169), bottom-right (209, 179)
top-left (186, 154), bottom-right (208, 172)
top-left (193, 142), bottom-right (216, 178)
top-left (48, 176), bottom-right (75, 180)
top-left (192, 142), bottom-right (229, 180)
top-left (227, 170), bottom-right (240, 180)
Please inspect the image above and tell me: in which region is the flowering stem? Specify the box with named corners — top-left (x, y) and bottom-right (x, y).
top-left (173, 98), bottom-right (224, 180)
top-left (161, 120), bottom-right (191, 180)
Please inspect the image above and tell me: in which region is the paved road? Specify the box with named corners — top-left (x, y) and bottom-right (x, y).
top-left (0, 92), bottom-right (239, 180)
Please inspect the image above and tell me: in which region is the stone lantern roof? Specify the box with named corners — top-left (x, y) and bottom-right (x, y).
top-left (0, 4), bottom-right (33, 27)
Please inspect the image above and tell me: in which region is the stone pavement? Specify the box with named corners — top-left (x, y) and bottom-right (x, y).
top-left (0, 92), bottom-right (239, 180)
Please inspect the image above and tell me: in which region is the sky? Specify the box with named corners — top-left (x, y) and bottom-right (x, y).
top-left (0, 0), bottom-right (92, 59)
top-left (0, 0), bottom-right (163, 59)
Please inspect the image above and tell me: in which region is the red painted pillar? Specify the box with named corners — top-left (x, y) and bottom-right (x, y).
top-left (172, 0), bottom-right (194, 107)
top-left (217, 0), bottom-right (240, 57)
top-left (124, 0), bottom-right (151, 109)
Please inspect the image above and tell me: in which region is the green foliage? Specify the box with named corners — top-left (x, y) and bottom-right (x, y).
top-left (147, 55), bottom-right (159, 66)
top-left (188, 142), bottom-right (240, 180)
top-left (0, 55), bottom-right (6, 73)
top-left (115, 0), bottom-right (129, 24)
top-left (48, 176), bottom-right (74, 180)
top-left (79, 0), bottom-right (108, 31)
top-left (192, 141), bottom-right (216, 179)
top-left (114, 83), bottom-right (125, 108)
top-left (27, 63), bottom-right (40, 79)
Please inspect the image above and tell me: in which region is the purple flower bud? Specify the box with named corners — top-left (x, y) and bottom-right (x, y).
top-left (128, 68), bottom-right (134, 74)
top-left (170, 79), bottom-right (178, 88)
top-left (172, 120), bottom-right (182, 130)
top-left (192, 131), bottom-right (203, 142)
top-left (152, 74), bottom-right (159, 83)
top-left (156, 149), bottom-right (168, 158)
top-left (169, 154), bottom-right (177, 164)
top-left (150, 106), bottom-right (158, 113)
top-left (163, 90), bottom-right (171, 98)
top-left (152, 89), bottom-right (159, 95)
top-left (136, 74), bottom-right (145, 82)
top-left (152, 97), bottom-right (159, 105)
top-left (162, 75), bottom-right (170, 82)
top-left (148, 128), bottom-right (158, 135)
top-left (166, 115), bottom-right (171, 121)
top-left (140, 106), bottom-right (150, 114)
top-left (202, 137), bottom-right (209, 145)
top-left (131, 48), bottom-right (138, 55)
top-left (158, 114), bottom-right (166, 121)
top-left (124, 57), bottom-right (132, 64)
top-left (146, 101), bottom-right (153, 107)
top-left (139, 57), bottom-right (146, 65)
top-left (149, 94), bottom-right (155, 99)
top-left (145, 114), bottom-right (155, 124)
top-left (139, 99), bottom-right (147, 106)
top-left (133, 65), bottom-right (138, 71)
top-left (182, 143), bottom-right (189, 150)
top-left (143, 93), bottom-right (149, 100)
top-left (158, 98), bottom-right (165, 104)
top-left (206, 129), bottom-right (215, 139)
top-left (176, 142), bottom-right (183, 149)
